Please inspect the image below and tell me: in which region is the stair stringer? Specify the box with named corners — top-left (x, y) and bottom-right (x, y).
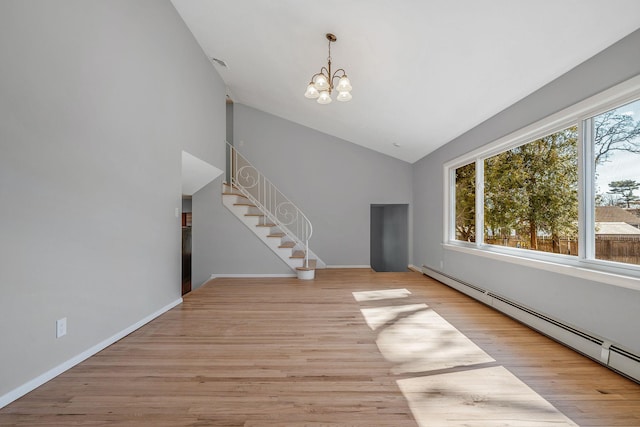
top-left (222, 191), bottom-right (326, 271)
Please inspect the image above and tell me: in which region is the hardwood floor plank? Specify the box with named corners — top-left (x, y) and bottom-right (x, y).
top-left (1, 269), bottom-right (639, 426)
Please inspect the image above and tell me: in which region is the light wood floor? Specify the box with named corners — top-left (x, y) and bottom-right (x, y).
top-left (1, 269), bottom-right (639, 426)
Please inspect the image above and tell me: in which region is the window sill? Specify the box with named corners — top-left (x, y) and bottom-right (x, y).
top-left (443, 242), bottom-right (640, 291)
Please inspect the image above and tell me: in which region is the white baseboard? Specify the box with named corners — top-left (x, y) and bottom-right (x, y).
top-left (0, 298), bottom-right (182, 409)
top-left (408, 264), bottom-right (421, 273)
top-left (210, 273), bottom-right (297, 279)
top-left (325, 265), bottom-right (371, 269)
top-left (422, 265), bottom-right (640, 383)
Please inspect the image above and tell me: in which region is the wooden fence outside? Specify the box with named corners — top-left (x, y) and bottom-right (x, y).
top-left (595, 236), bottom-right (640, 265)
top-left (485, 236), bottom-right (640, 265)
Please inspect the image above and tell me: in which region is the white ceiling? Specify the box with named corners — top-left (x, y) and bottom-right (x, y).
top-left (171, 0), bottom-right (640, 163)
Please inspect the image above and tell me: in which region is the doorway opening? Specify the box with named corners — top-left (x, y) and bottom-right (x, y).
top-left (182, 196), bottom-right (192, 295)
top-left (370, 204), bottom-right (409, 272)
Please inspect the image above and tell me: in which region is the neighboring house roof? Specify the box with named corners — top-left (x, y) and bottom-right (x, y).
top-left (595, 206), bottom-right (640, 225)
top-left (595, 222), bottom-right (640, 235)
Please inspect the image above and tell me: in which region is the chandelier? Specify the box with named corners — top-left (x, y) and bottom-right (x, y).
top-left (304, 33), bottom-right (352, 104)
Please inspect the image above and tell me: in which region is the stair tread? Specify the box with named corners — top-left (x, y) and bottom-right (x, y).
top-left (222, 182), bottom-right (321, 269)
top-left (296, 259), bottom-right (317, 271)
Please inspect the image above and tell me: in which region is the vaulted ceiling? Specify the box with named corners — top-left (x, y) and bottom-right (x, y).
top-left (171, 0), bottom-right (640, 163)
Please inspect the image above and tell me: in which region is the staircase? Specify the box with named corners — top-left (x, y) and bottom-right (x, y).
top-left (222, 143), bottom-right (325, 279)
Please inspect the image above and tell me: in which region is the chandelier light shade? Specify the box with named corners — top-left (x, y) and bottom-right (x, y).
top-left (304, 84), bottom-right (319, 99)
top-left (336, 91), bottom-right (352, 102)
top-left (304, 33), bottom-right (352, 104)
top-left (317, 91), bottom-right (332, 104)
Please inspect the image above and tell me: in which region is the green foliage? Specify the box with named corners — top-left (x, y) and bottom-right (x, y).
top-left (484, 150), bottom-right (524, 240)
top-left (484, 126), bottom-right (578, 251)
top-left (456, 100), bottom-right (639, 255)
top-left (608, 179), bottom-right (640, 208)
top-left (455, 163), bottom-right (475, 241)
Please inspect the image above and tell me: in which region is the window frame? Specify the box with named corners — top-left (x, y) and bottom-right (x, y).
top-left (443, 74), bottom-right (640, 289)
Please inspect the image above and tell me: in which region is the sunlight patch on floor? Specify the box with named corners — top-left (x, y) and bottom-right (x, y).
top-left (354, 288), bottom-right (578, 427)
top-left (352, 288), bottom-right (412, 302)
top-left (360, 303), bottom-right (427, 330)
top-left (397, 366), bottom-right (578, 427)
top-left (372, 306), bottom-right (495, 374)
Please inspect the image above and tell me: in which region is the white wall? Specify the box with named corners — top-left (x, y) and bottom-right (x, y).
top-left (0, 0), bottom-right (226, 400)
top-left (412, 29), bottom-right (640, 355)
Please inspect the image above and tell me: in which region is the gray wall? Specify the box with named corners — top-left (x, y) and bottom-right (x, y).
top-left (191, 105), bottom-right (413, 285)
top-left (383, 205), bottom-right (409, 271)
top-left (371, 205), bottom-right (409, 272)
top-left (4, 0), bottom-right (636, 402)
top-left (192, 175), bottom-right (294, 288)
top-left (233, 104), bottom-right (413, 267)
top-left (182, 199), bottom-right (193, 213)
top-left (0, 0), bottom-right (226, 398)
top-left (412, 29), bottom-right (640, 355)
top-left (370, 207), bottom-right (385, 270)
top-left (226, 102), bottom-right (234, 144)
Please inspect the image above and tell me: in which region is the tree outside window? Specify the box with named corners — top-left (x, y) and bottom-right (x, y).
top-left (449, 93), bottom-right (640, 268)
top-left (484, 126), bottom-right (578, 255)
top-left (455, 162), bottom-right (475, 242)
top-left (593, 98), bottom-right (640, 264)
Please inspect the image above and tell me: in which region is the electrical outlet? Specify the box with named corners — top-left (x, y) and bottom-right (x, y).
top-left (56, 317), bottom-right (67, 338)
top-left (440, 260), bottom-right (444, 269)
top-left (175, 207), bottom-right (179, 218)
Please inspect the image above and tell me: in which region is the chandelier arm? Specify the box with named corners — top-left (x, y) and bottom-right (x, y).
top-left (315, 67), bottom-right (333, 91)
top-left (331, 69), bottom-right (348, 82)
top-left (309, 71), bottom-right (326, 82)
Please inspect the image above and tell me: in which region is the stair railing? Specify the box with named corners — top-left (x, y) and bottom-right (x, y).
top-left (226, 142), bottom-right (312, 268)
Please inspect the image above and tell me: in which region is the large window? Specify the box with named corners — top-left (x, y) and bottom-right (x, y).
top-left (484, 126), bottom-right (578, 255)
top-left (591, 98), bottom-right (640, 265)
top-left (447, 76), bottom-right (640, 276)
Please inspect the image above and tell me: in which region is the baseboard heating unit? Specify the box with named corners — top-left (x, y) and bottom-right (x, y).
top-left (422, 265), bottom-right (640, 383)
